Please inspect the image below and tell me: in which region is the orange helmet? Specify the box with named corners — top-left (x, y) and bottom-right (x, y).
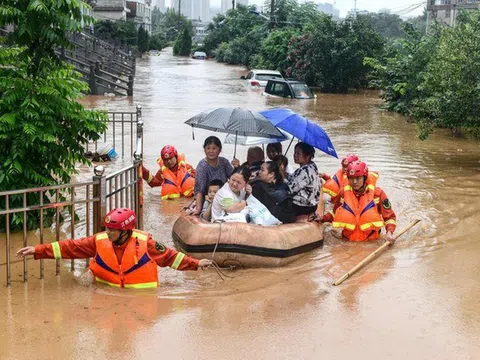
top-left (161, 145), bottom-right (177, 160)
top-left (347, 161), bottom-right (368, 178)
top-left (342, 154), bottom-right (359, 168)
top-left (104, 208), bottom-right (136, 230)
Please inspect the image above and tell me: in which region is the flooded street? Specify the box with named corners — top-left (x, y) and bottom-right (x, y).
top-left (1, 48), bottom-right (480, 359)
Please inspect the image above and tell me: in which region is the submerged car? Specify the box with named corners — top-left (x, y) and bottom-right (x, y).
top-left (149, 50), bottom-right (161, 56)
top-left (263, 79), bottom-right (316, 99)
top-left (241, 69), bottom-right (283, 87)
top-left (192, 51), bottom-right (207, 59)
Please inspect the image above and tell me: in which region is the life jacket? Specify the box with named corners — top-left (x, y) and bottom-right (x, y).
top-left (322, 168), bottom-right (347, 202)
top-left (157, 153), bottom-right (195, 200)
top-left (332, 172), bottom-right (384, 241)
top-left (89, 230), bottom-right (158, 288)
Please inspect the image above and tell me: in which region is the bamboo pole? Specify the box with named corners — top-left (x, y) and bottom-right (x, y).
top-left (332, 219), bottom-right (421, 286)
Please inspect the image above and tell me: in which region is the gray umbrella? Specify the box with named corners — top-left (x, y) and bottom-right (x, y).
top-left (185, 107), bottom-right (286, 157)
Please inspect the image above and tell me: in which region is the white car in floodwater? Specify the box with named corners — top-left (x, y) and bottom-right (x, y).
top-left (149, 50), bottom-right (161, 56)
top-left (241, 69), bottom-right (283, 87)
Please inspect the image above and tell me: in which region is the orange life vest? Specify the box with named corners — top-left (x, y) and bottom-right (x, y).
top-left (158, 153), bottom-right (195, 200)
top-left (332, 172), bottom-right (384, 241)
top-left (322, 168), bottom-right (347, 202)
top-left (89, 230), bottom-right (158, 288)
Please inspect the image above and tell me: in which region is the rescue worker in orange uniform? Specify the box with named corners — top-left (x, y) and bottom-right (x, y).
top-left (320, 161), bottom-right (397, 242)
top-left (16, 208), bottom-right (212, 288)
top-left (142, 145), bottom-right (196, 200)
top-left (322, 154), bottom-right (360, 204)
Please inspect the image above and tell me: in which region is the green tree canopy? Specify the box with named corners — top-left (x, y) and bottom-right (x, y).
top-left (0, 0), bottom-right (108, 192)
top-left (287, 14), bottom-right (385, 92)
top-left (173, 24), bottom-right (193, 56)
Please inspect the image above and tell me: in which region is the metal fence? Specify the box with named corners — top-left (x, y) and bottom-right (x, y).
top-left (0, 112), bottom-right (144, 287)
top-left (86, 105), bottom-right (142, 158)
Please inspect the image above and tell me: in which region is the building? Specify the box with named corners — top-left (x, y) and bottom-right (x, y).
top-left (427, 0), bottom-right (480, 27)
top-left (126, 0), bottom-right (152, 33)
top-left (221, 0), bottom-right (248, 14)
top-left (316, 2), bottom-right (340, 18)
top-left (172, 0), bottom-right (210, 21)
top-left (155, 0), bottom-right (166, 12)
top-left (346, 9), bottom-right (370, 17)
top-left (93, 0), bottom-right (131, 21)
top-left (191, 19), bottom-right (209, 43)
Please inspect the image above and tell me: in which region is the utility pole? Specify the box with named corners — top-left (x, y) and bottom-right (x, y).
top-left (270, 0), bottom-right (275, 24)
top-left (178, 0), bottom-right (181, 17)
top-left (354, 0), bottom-right (357, 18)
top-left (232, 0), bottom-right (235, 10)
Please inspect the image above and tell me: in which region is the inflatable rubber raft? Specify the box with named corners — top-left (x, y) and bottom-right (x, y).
top-left (172, 215), bottom-right (324, 268)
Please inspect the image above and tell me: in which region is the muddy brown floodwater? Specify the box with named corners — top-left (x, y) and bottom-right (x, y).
top-left (1, 48), bottom-right (480, 360)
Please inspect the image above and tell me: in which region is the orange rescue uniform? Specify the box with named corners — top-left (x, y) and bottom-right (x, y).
top-left (322, 179), bottom-right (396, 242)
top-left (142, 153), bottom-right (195, 200)
top-left (34, 230), bottom-right (199, 288)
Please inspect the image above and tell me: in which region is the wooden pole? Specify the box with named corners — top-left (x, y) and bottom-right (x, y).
top-left (332, 219), bottom-right (421, 286)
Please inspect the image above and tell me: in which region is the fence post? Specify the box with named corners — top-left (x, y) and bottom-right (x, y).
top-left (136, 105), bottom-right (143, 154)
top-left (134, 119), bottom-right (144, 230)
top-left (128, 75), bottom-right (134, 96)
top-left (89, 63), bottom-right (97, 95)
top-left (92, 165), bottom-right (107, 234)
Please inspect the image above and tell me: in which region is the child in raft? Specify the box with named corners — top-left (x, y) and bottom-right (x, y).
top-left (211, 165), bottom-right (252, 222)
top-left (200, 179), bottom-right (224, 221)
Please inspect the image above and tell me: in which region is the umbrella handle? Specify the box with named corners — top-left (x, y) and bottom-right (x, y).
top-left (233, 132), bottom-right (238, 159)
top-left (284, 137), bottom-right (295, 156)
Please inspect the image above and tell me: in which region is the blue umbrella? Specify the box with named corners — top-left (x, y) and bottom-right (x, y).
top-left (260, 108), bottom-right (338, 158)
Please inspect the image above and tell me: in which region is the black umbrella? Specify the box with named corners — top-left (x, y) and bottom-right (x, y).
top-left (185, 107), bottom-right (285, 157)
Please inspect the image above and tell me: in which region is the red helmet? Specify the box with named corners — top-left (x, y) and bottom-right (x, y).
top-left (347, 161), bottom-right (368, 178)
top-left (342, 154), bottom-right (359, 168)
top-left (161, 145), bottom-right (177, 160)
top-left (104, 208), bottom-right (136, 230)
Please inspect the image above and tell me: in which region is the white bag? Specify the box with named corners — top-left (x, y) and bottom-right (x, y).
top-left (215, 212), bottom-right (248, 223)
top-left (246, 195), bottom-right (282, 226)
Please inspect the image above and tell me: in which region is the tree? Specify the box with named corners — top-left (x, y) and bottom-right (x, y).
top-left (203, 5), bottom-right (266, 56)
top-left (94, 20), bottom-right (138, 47)
top-left (0, 0), bottom-right (108, 228)
top-left (363, 13), bottom-right (404, 40)
top-left (364, 23), bottom-right (439, 116)
top-left (173, 24), bottom-right (193, 56)
top-left (250, 28), bottom-right (299, 72)
top-left (414, 11), bottom-right (480, 138)
top-left (137, 25), bottom-right (150, 54)
top-left (287, 14), bottom-right (385, 92)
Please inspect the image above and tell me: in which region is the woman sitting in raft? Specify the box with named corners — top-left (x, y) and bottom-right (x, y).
top-left (252, 161), bottom-right (296, 224)
top-left (211, 165), bottom-right (252, 222)
top-left (287, 142), bottom-right (321, 221)
top-left (189, 136), bottom-right (234, 216)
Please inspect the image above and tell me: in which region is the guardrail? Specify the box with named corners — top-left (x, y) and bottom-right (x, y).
top-left (0, 114), bottom-right (144, 287)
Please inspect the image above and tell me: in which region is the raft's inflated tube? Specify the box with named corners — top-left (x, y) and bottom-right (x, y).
top-left (172, 215), bottom-right (324, 268)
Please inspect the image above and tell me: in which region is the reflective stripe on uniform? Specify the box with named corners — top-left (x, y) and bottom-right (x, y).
top-left (124, 282), bottom-right (158, 289)
top-left (170, 252), bottom-right (185, 270)
top-left (332, 221), bottom-right (356, 230)
top-left (344, 185), bottom-right (352, 191)
top-left (366, 184), bottom-right (375, 192)
top-left (147, 173), bottom-right (153, 183)
top-left (132, 231), bottom-right (148, 242)
top-left (51, 242), bottom-right (62, 259)
top-left (183, 189), bottom-right (193, 197)
top-left (370, 172), bottom-right (379, 178)
top-left (360, 221), bottom-right (384, 230)
top-left (385, 219), bottom-right (397, 226)
top-left (95, 277), bottom-right (121, 287)
top-left (96, 232), bottom-right (109, 241)
top-left (322, 187), bottom-right (338, 197)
